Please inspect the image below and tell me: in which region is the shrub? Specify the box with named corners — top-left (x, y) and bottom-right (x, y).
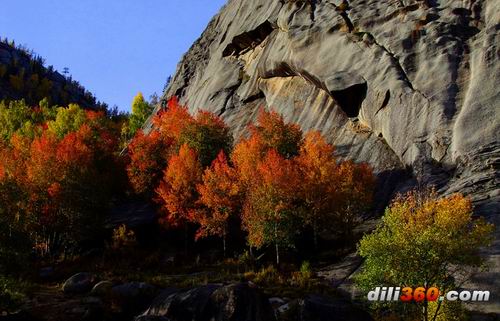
top-left (244, 265), bottom-right (283, 286)
top-left (112, 224), bottom-right (137, 250)
top-left (291, 261), bottom-right (313, 288)
top-left (0, 276), bottom-right (30, 313)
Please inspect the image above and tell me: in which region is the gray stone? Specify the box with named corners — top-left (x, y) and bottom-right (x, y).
top-left (91, 281), bottom-right (113, 296)
top-left (112, 282), bottom-right (158, 315)
top-left (62, 272), bottom-right (97, 294)
top-left (299, 295), bottom-right (373, 321)
top-left (138, 283), bottom-right (276, 321)
top-left (269, 297), bottom-right (286, 309)
top-left (39, 267), bottom-right (54, 279)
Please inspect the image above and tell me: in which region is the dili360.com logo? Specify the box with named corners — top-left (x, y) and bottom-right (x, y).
top-left (367, 286), bottom-right (491, 302)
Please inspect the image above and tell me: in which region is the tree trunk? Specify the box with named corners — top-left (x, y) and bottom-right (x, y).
top-left (274, 224), bottom-right (280, 266)
top-left (423, 280), bottom-right (428, 321)
top-left (184, 225), bottom-right (188, 255)
top-left (313, 221), bottom-right (318, 251)
top-left (275, 242), bottom-right (280, 266)
top-left (222, 233), bottom-right (226, 258)
top-left (431, 298), bottom-right (443, 321)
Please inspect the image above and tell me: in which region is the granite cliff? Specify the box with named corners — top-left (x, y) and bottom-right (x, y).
top-left (148, 0), bottom-right (499, 312)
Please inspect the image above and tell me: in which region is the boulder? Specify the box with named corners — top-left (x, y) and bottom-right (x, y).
top-left (62, 272), bottom-right (97, 294)
top-left (140, 284), bottom-right (219, 320)
top-left (135, 317), bottom-right (169, 321)
top-left (269, 297), bottom-right (286, 309)
top-left (138, 283), bottom-right (276, 321)
top-left (111, 282), bottom-right (158, 315)
top-left (91, 281), bottom-right (113, 296)
top-left (211, 283), bottom-right (276, 321)
top-left (0, 311), bottom-right (38, 321)
top-left (280, 295), bottom-right (373, 321)
top-left (39, 267), bottom-right (55, 280)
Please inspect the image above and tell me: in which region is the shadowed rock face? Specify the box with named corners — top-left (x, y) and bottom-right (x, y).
top-left (147, 0), bottom-right (499, 312)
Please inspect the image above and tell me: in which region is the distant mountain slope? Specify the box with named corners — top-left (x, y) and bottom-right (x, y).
top-left (0, 39), bottom-right (106, 109)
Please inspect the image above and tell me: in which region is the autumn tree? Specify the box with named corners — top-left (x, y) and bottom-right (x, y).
top-left (232, 108), bottom-right (303, 188)
top-left (122, 92), bottom-right (154, 140)
top-left (356, 190), bottom-right (494, 321)
top-left (127, 130), bottom-right (173, 196)
top-left (153, 97), bottom-right (194, 142)
top-left (296, 131), bottom-right (339, 249)
top-left (0, 102), bottom-right (120, 253)
top-left (127, 96), bottom-right (231, 195)
top-left (195, 151), bottom-right (240, 256)
top-left (179, 110), bottom-right (233, 167)
top-left (0, 100), bottom-right (33, 141)
top-left (242, 149), bottom-right (301, 265)
top-left (156, 144), bottom-right (203, 229)
top-left (250, 108), bottom-right (303, 158)
top-left (334, 160), bottom-right (374, 234)
top-left (47, 103), bottom-right (87, 138)
top-left (297, 131), bottom-right (374, 248)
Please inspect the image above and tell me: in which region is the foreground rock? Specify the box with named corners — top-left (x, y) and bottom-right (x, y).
top-left (112, 282), bottom-right (158, 316)
top-left (278, 295), bottom-right (373, 321)
top-left (91, 280), bottom-right (113, 296)
top-left (137, 283), bottom-right (276, 321)
top-left (0, 311), bottom-right (38, 321)
top-left (62, 273), bottom-right (97, 294)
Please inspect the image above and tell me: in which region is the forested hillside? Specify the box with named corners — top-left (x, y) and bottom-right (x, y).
top-left (0, 39), bottom-right (106, 110)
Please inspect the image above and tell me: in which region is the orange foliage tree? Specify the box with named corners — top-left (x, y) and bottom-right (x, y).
top-left (231, 108), bottom-right (303, 189)
top-left (250, 108), bottom-right (303, 158)
top-left (242, 149), bottom-right (301, 265)
top-left (194, 151), bottom-right (240, 256)
top-left (127, 130), bottom-right (173, 196)
top-left (156, 144), bottom-right (203, 229)
top-left (0, 108), bottom-right (120, 250)
top-left (128, 97), bottom-right (232, 197)
top-left (296, 131), bottom-right (375, 247)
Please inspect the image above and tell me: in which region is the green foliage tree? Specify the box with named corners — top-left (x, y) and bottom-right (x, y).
top-left (356, 190), bottom-right (494, 321)
top-left (179, 111), bottom-right (233, 167)
top-left (122, 92), bottom-right (153, 141)
top-left (0, 100), bottom-right (33, 141)
top-left (47, 103), bottom-right (87, 138)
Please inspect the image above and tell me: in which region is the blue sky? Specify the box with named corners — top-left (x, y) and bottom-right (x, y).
top-left (0, 0), bottom-right (226, 112)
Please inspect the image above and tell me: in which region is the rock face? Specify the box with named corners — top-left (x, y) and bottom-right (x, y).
top-left (149, 0), bottom-right (499, 312)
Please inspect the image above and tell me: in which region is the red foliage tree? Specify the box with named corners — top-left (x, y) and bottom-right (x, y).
top-left (156, 144), bottom-right (203, 229)
top-left (194, 151), bottom-right (240, 255)
top-left (153, 97), bottom-right (194, 142)
top-left (127, 130), bottom-right (173, 196)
